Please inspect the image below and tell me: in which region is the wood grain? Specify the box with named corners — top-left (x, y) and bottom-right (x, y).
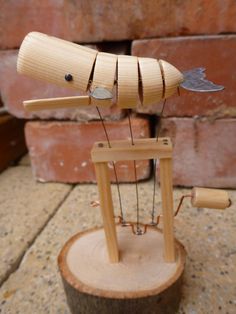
top-left (17, 32), bottom-right (97, 92)
top-left (94, 162), bottom-right (119, 263)
top-left (23, 96), bottom-right (90, 111)
top-left (90, 52), bottom-right (117, 107)
top-left (17, 32), bottom-right (186, 110)
top-left (159, 158), bottom-right (175, 262)
top-left (91, 137), bottom-right (172, 163)
top-left (117, 55), bottom-right (139, 108)
top-left (138, 57), bottom-right (163, 106)
top-left (159, 60), bottom-right (184, 99)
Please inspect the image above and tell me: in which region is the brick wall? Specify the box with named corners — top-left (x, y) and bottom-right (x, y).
top-left (0, 0), bottom-right (235, 187)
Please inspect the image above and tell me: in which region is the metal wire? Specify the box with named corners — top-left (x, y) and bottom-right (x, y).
top-left (156, 99), bottom-right (166, 142)
top-left (96, 106), bottom-right (125, 223)
top-left (151, 99), bottom-right (167, 224)
top-left (115, 194), bottom-right (192, 235)
top-left (127, 110), bottom-right (142, 235)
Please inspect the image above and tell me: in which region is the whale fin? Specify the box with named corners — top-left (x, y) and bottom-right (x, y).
top-left (90, 87), bottom-right (113, 100)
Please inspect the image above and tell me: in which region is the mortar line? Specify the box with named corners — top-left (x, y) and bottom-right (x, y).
top-left (0, 184), bottom-right (75, 288)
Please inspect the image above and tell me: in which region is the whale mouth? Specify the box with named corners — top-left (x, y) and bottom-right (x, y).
top-left (180, 68), bottom-right (224, 92)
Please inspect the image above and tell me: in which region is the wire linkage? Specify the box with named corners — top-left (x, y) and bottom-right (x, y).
top-left (151, 99), bottom-right (167, 224)
top-left (115, 194), bottom-right (192, 235)
top-left (127, 110), bottom-right (142, 235)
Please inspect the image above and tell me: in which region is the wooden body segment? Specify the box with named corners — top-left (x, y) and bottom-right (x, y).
top-left (138, 57), bottom-right (163, 106)
top-left (159, 60), bottom-right (184, 98)
top-left (117, 55), bottom-right (139, 108)
top-left (91, 52), bottom-right (117, 107)
top-left (17, 32), bottom-right (97, 92)
top-left (92, 138), bottom-right (175, 263)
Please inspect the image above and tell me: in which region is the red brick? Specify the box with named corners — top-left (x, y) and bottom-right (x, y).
top-left (158, 118), bottom-right (236, 188)
top-left (0, 51), bottom-right (123, 121)
top-left (0, 114), bottom-right (26, 172)
top-left (132, 35), bottom-right (236, 118)
top-left (1, 1), bottom-right (236, 48)
top-left (0, 0), bottom-right (67, 49)
top-left (25, 117), bottom-right (151, 183)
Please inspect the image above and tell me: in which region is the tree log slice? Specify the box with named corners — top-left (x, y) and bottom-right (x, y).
top-left (58, 226), bottom-right (186, 314)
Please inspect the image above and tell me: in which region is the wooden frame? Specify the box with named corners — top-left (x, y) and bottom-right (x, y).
top-left (91, 137), bottom-right (175, 263)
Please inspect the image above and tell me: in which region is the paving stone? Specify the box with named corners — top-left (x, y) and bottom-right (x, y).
top-left (18, 154), bottom-right (30, 167)
top-left (0, 166), bottom-right (72, 286)
top-left (0, 179), bottom-right (235, 313)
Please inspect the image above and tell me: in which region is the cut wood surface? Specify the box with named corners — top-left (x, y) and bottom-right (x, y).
top-left (58, 226), bottom-right (186, 314)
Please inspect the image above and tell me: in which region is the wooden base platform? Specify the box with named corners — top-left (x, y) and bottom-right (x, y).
top-left (58, 226), bottom-right (186, 314)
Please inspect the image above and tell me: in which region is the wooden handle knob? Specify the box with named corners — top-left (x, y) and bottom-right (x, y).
top-left (191, 187), bottom-right (231, 210)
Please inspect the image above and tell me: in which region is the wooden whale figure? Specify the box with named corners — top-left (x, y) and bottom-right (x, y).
top-left (17, 32), bottom-right (224, 111)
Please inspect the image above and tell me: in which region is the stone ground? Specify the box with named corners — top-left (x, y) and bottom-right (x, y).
top-left (0, 156), bottom-right (235, 314)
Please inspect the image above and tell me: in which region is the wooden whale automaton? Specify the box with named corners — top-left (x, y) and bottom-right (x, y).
top-left (17, 32), bottom-right (230, 314)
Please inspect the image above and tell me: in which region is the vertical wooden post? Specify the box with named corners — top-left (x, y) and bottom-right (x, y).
top-left (159, 157), bottom-right (175, 262)
top-left (94, 162), bottom-right (119, 263)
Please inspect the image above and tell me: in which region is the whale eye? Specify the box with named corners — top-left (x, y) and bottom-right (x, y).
top-left (65, 73), bottom-right (73, 82)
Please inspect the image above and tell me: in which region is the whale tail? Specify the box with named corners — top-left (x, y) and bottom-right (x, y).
top-left (180, 68), bottom-right (224, 92)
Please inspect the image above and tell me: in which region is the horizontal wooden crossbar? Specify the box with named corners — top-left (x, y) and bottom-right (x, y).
top-left (91, 137), bottom-right (172, 163)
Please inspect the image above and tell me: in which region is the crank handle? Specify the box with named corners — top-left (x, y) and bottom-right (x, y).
top-left (191, 187), bottom-right (231, 210)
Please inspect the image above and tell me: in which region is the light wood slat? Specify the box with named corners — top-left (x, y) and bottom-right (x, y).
top-left (159, 158), bottom-right (175, 262)
top-left (117, 55), bottom-right (139, 108)
top-left (91, 52), bottom-right (117, 107)
top-left (91, 138), bottom-right (172, 162)
top-left (23, 96), bottom-right (90, 111)
top-left (138, 57), bottom-right (163, 106)
top-left (17, 32), bottom-right (97, 92)
top-left (94, 162), bottom-right (119, 263)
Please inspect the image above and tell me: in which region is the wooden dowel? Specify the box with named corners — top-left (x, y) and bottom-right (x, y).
top-left (94, 162), bottom-right (119, 263)
top-left (159, 158), bottom-right (175, 262)
top-left (23, 95), bottom-right (90, 111)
